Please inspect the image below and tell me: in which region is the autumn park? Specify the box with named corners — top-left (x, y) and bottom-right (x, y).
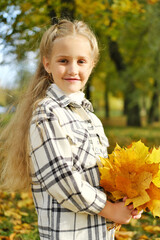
top-left (1, 0), bottom-right (160, 239)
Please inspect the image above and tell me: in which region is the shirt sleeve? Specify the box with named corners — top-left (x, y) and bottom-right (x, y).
top-left (29, 105), bottom-right (107, 215)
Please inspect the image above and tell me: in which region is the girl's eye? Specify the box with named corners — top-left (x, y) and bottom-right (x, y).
top-left (59, 59), bottom-right (68, 63)
top-left (78, 59), bottom-right (86, 64)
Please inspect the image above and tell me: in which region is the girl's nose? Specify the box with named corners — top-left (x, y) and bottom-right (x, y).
top-left (68, 62), bottom-right (78, 76)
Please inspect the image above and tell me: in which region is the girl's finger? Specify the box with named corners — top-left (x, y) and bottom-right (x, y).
top-left (123, 196), bottom-right (127, 202)
top-left (127, 204), bottom-right (134, 210)
top-left (131, 209), bottom-right (138, 215)
top-left (132, 209), bottom-right (143, 218)
top-left (122, 197), bottom-right (134, 211)
top-left (132, 213), bottom-right (142, 219)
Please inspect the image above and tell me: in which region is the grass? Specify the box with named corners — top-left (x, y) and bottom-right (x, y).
top-left (0, 191), bottom-right (40, 240)
top-left (1, 192), bottom-right (160, 239)
top-left (104, 124), bottom-right (160, 153)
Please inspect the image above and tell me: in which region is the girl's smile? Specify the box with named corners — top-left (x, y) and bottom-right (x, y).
top-left (43, 35), bottom-right (94, 94)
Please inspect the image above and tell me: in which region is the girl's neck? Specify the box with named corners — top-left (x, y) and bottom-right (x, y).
top-left (52, 83), bottom-right (85, 105)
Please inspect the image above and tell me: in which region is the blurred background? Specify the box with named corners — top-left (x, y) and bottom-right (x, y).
top-left (1, 1), bottom-right (160, 239)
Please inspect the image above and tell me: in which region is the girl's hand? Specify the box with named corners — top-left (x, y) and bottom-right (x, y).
top-left (98, 197), bottom-right (133, 225)
top-left (124, 197), bottom-right (143, 220)
top-left (131, 209), bottom-right (143, 219)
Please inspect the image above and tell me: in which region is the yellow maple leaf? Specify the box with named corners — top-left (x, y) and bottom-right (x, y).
top-left (115, 175), bottom-right (138, 198)
top-left (138, 163), bottom-right (159, 179)
top-left (152, 200), bottom-right (160, 217)
top-left (146, 147), bottom-right (160, 164)
top-left (99, 140), bottom-right (160, 216)
top-left (113, 141), bottom-right (149, 174)
top-left (124, 172), bottom-right (152, 208)
top-left (112, 190), bottom-right (125, 200)
top-left (126, 190), bottom-right (151, 209)
top-left (144, 183), bottom-right (160, 217)
top-left (99, 166), bottom-right (116, 192)
top-left (152, 170), bottom-right (160, 187)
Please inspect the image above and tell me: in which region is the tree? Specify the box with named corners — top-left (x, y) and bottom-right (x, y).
top-left (0, 0), bottom-right (160, 126)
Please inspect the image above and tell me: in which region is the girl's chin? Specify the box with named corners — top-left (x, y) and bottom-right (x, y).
top-left (63, 87), bottom-right (82, 94)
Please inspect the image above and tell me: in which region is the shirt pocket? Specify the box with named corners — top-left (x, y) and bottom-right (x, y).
top-left (66, 126), bottom-right (88, 146)
top-left (66, 127), bottom-right (97, 169)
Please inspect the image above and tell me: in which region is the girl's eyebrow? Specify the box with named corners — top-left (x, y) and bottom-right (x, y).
top-left (55, 55), bottom-right (89, 59)
top-left (55, 55), bottom-right (70, 58)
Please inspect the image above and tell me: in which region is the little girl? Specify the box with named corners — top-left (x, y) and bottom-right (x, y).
top-left (0, 19), bottom-right (142, 240)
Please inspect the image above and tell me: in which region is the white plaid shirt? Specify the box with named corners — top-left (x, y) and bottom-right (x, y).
top-left (29, 84), bottom-right (115, 240)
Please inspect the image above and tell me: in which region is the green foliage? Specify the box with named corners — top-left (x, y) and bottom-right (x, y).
top-left (0, 113), bottom-right (13, 128)
top-left (1, 0), bottom-right (160, 124)
top-left (0, 88), bottom-right (6, 106)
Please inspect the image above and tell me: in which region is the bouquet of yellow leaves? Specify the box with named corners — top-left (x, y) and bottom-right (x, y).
top-left (99, 140), bottom-right (160, 217)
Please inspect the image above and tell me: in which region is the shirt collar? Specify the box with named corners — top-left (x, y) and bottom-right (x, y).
top-left (46, 84), bottom-right (94, 112)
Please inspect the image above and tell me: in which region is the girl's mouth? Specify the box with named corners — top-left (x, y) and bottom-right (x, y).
top-left (64, 78), bottom-right (81, 81)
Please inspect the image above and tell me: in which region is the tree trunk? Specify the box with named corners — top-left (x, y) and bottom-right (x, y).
top-left (85, 81), bottom-right (91, 101)
top-left (108, 39), bottom-right (126, 72)
top-left (105, 84), bottom-right (110, 118)
top-left (125, 82), bottom-right (141, 126)
top-left (108, 38), bottom-right (141, 126)
top-left (148, 79), bottom-right (159, 124)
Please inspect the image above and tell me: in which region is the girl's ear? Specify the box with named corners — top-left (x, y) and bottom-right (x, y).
top-left (43, 56), bottom-right (51, 73)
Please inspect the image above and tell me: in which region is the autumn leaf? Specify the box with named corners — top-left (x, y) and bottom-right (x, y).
top-left (143, 225), bottom-right (160, 233)
top-left (9, 233), bottom-right (17, 240)
top-left (124, 171), bottom-right (152, 208)
top-left (115, 175), bottom-right (139, 199)
top-left (115, 230), bottom-right (136, 239)
top-left (147, 0), bottom-right (159, 4)
top-left (0, 190), bottom-right (38, 238)
top-left (146, 147), bottom-right (160, 164)
top-left (152, 170), bottom-right (160, 187)
top-left (99, 140), bottom-right (160, 217)
top-left (125, 190), bottom-right (151, 209)
top-left (144, 183), bottom-right (160, 217)
top-left (4, 209), bottom-right (21, 220)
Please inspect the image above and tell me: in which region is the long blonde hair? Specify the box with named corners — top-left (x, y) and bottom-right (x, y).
top-left (0, 19), bottom-right (99, 192)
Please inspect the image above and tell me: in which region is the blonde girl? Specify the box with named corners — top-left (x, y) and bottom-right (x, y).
top-left (0, 19), bottom-right (141, 240)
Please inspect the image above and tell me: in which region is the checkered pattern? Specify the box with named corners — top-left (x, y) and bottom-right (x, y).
top-left (29, 84), bottom-right (115, 240)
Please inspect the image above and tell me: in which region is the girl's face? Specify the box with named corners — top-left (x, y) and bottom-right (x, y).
top-left (43, 35), bottom-right (94, 94)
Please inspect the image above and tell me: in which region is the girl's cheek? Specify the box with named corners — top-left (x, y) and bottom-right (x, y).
top-left (59, 66), bottom-right (66, 72)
